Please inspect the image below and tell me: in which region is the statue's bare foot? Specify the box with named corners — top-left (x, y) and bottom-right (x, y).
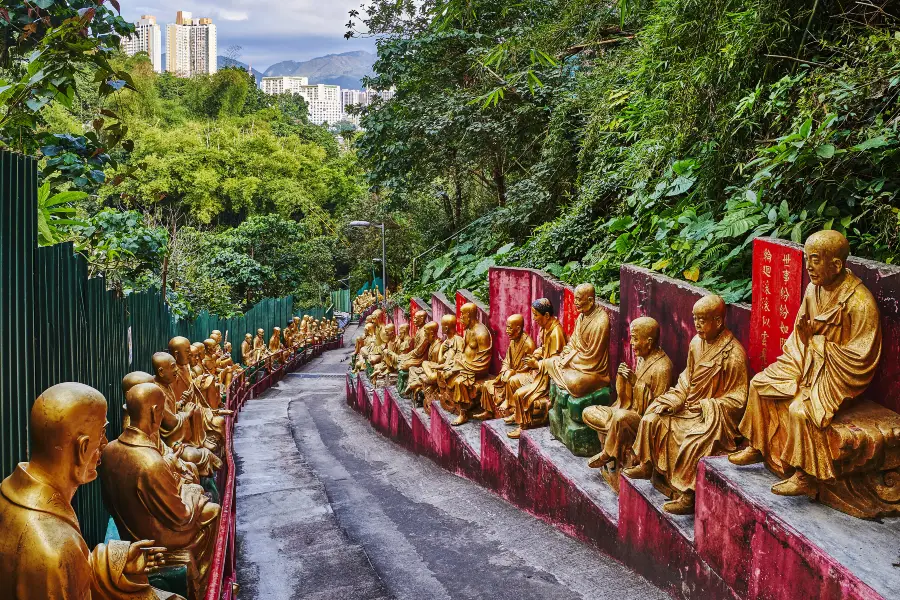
top-left (503, 415), bottom-right (516, 424)
top-left (622, 462), bottom-right (652, 480)
top-left (507, 428), bottom-right (522, 439)
top-left (452, 413), bottom-right (469, 426)
top-left (771, 471), bottom-right (815, 496)
top-left (587, 452), bottom-right (610, 469)
top-left (729, 446), bottom-right (763, 466)
top-left (663, 491), bottom-right (695, 515)
top-left (471, 411), bottom-right (492, 420)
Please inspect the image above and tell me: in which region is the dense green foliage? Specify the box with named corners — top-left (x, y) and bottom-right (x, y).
top-left (351, 0), bottom-right (900, 304)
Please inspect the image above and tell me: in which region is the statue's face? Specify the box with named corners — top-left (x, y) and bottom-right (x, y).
top-left (245, 334), bottom-right (252, 343)
top-left (805, 243), bottom-right (843, 287)
top-left (506, 319), bottom-right (522, 339)
top-left (171, 342), bottom-right (190, 365)
top-left (574, 287), bottom-right (595, 314)
top-left (426, 328), bottom-right (437, 342)
top-left (257, 329), bottom-right (264, 338)
top-left (460, 309), bottom-right (474, 328)
top-left (414, 313), bottom-right (426, 327)
top-left (365, 323), bottom-right (374, 335)
top-left (385, 326), bottom-right (396, 341)
top-left (75, 407), bottom-right (108, 485)
top-left (692, 307), bottom-right (723, 341)
top-left (399, 325), bottom-right (409, 337)
top-left (630, 327), bottom-right (654, 359)
top-left (157, 356), bottom-right (178, 384)
top-left (211, 331), bottom-right (222, 344)
top-left (441, 321), bottom-right (454, 337)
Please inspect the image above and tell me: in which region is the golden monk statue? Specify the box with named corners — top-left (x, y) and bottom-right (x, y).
top-left (544, 283), bottom-right (610, 398)
top-left (408, 316), bottom-right (462, 409)
top-left (442, 303), bottom-right (493, 426)
top-left (101, 383), bottom-right (220, 600)
top-left (584, 317), bottom-right (674, 488)
top-left (625, 295), bottom-right (749, 514)
top-left (398, 311), bottom-right (429, 370)
top-left (353, 322), bottom-right (377, 372)
top-left (208, 331), bottom-right (224, 357)
top-left (0, 382), bottom-right (180, 600)
top-left (402, 322), bottom-right (440, 402)
top-left (476, 314), bottom-right (535, 420)
top-left (152, 353), bottom-right (222, 474)
top-left (252, 329), bottom-right (267, 364)
top-left (371, 323), bottom-right (399, 387)
top-left (268, 327), bottom-right (282, 354)
top-left (189, 343), bottom-right (205, 378)
top-left (397, 323), bottom-right (412, 354)
top-left (505, 299), bottom-right (568, 438)
top-left (241, 333), bottom-right (253, 366)
top-left (729, 230), bottom-right (883, 497)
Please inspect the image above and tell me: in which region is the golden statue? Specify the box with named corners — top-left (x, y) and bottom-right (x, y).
top-left (408, 315), bottom-right (462, 410)
top-left (0, 382), bottom-right (180, 600)
top-left (504, 299), bottom-right (567, 437)
top-left (209, 331), bottom-right (224, 357)
top-left (475, 314), bottom-right (535, 419)
top-left (397, 323), bottom-right (413, 354)
top-left (353, 322), bottom-right (377, 372)
top-left (584, 317), bottom-right (674, 489)
top-left (268, 327), bottom-right (282, 354)
top-left (402, 322), bottom-right (440, 400)
top-left (252, 329), bottom-right (267, 364)
top-left (152, 353), bottom-right (222, 474)
top-left (442, 303), bottom-right (493, 426)
top-left (625, 295), bottom-right (749, 514)
top-left (371, 323), bottom-right (399, 386)
top-left (101, 382), bottom-right (221, 600)
top-left (189, 342), bottom-right (205, 378)
top-left (240, 333), bottom-right (253, 366)
top-left (730, 231), bottom-right (885, 503)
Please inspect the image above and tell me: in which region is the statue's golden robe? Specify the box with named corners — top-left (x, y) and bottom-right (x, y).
top-left (480, 333), bottom-right (535, 416)
top-left (398, 328), bottom-right (430, 371)
top-left (584, 349), bottom-right (674, 463)
top-left (100, 428), bottom-right (220, 583)
top-left (444, 323), bottom-right (493, 412)
top-left (740, 271), bottom-right (881, 480)
top-left (543, 308), bottom-right (610, 398)
top-left (397, 333), bottom-right (413, 354)
top-left (633, 330), bottom-right (748, 492)
top-left (509, 318), bottom-right (567, 427)
top-left (0, 464), bottom-right (182, 600)
top-left (407, 337), bottom-right (449, 394)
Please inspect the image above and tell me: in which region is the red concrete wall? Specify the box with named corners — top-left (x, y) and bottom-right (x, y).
top-left (618, 265), bottom-right (752, 377)
top-left (431, 292), bottom-right (454, 337)
top-left (391, 306), bottom-right (408, 328)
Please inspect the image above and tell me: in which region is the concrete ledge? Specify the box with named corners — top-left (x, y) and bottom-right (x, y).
top-left (695, 457), bottom-right (897, 600)
top-left (519, 427), bottom-right (619, 554)
top-left (618, 476), bottom-right (734, 600)
top-left (480, 419), bottom-right (526, 506)
top-left (429, 405), bottom-right (482, 481)
top-left (385, 387), bottom-right (412, 446)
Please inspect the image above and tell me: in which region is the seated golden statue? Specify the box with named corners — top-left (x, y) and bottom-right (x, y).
top-left (269, 327), bottom-right (282, 354)
top-left (584, 317), bottom-right (674, 488)
top-left (396, 323), bottom-right (412, 354)
top-left (353, 322), bottom-right (377, 372)
top-left (543, 283), bottom-right (610, 398)
top-left (397, 312), bottom-right (430, 371)
top-left (152, 352), bottom-right (223, 473)
top-left (730, 231), bottom-right (889, 511)
top-left (371, 323), bottom-right (400, 387)
top-left (625, 295), bottom-right (749, 514)
top-left (442, 303), bottom-right (493, 426)
top-left (189, 342), bottom-right (205, 377)
top-left (241, 333), bottom-right (253, 366)
top-left (252, 329), bottom-right (268, 364)
top-left (408, 315), bottom-right (462, 410)
top-left (504, 298), bottom-right (567, 437)
top-left (476, 314), bottom-right (535, 420)
top-left (209, 330), bottom-right (224, 356)
top-left (0, 382), bottom-right (180, 600)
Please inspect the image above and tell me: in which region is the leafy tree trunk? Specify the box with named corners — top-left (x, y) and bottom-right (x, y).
top-left (492, 164), bottom-right (507, 206)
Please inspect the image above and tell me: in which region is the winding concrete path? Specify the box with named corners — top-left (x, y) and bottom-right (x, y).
top-left (234, 331), bottom-right (668, 600)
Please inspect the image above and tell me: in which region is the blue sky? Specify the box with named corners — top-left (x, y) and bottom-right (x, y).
top-left (120, 1), bottom-right (377, 71)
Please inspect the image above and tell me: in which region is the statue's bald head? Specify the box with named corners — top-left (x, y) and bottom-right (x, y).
top-left (125, 382), bottom-right (165, 432)
top-left (506, 313), bottom-right (524, 339)
top-left (152, 351), bottom-right (178, 385)
top-left (384, 323), bottom-right (396, 338)
top-left (693, 294), bottom-right (726, 341)
top-left (30, 383), bottom-right (108, 481)
top-left (414, 310), bottom-right (427, 326)
top-left (168, 336), bottom-right (191, 364)
top-left (424, 321), bottom-right (439, 339)
top-left (806, 230), bottom-right (850, 263)
top-left (573, 283), bottom-right (597, 314)
top-left (399, 323), bottom-right (409, 336)
top-left (122, 371), bottom-right (154, 395)
top-left (441, 314), bottom-right (457, 336)
top-left (211, 330), bottom-right (222, 342)
top-left (629, 317), bottom-right (660, 357)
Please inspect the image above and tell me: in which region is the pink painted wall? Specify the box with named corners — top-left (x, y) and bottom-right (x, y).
top-left (618, 265), bottom-right (752, 378)
top-left (431, 292), bottom-right (454, 338)
top-left (391, 306), bottom-right (408, 328)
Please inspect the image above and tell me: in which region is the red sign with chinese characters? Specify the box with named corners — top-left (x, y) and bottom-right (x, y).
top-left (562, 287), bottom-right (577, 337)
top-left (749, 238), bottom-right (804, 373)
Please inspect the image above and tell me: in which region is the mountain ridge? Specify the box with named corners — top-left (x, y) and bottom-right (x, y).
top-left (263, 50), bottom-right (375, 90)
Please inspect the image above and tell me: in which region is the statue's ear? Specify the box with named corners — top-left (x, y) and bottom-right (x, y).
top-left (75, 434), bottom-right (91, 466)
top-left (832, 256), bottom-right (845, 274)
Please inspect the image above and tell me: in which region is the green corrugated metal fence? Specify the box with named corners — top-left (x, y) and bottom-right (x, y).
top-left (0, 150), bottom-right (315, 546)
top-left (330, 289), bottom-right (351, 313)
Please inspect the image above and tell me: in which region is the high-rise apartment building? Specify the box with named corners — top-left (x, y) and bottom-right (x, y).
top-left (166, 11), bottom-right (217, 78)
top-left (121, 15), bottom-right (163, 73)
top-left (261, 76), bottom-right (310, 96)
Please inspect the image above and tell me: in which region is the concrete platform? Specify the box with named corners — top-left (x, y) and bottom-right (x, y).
top-left (696, 457), bottom-right (900, 600)
top-left (344, 371), bottom-right (900, 600)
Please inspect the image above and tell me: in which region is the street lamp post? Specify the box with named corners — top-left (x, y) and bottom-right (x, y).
top-left (349, 220), bottom-right (386, 306)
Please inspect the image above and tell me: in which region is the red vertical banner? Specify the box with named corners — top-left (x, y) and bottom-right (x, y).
top-left (562, 287), bottom-right (577, 337)
top-left (749, 239), bottom-right (804, 373)
top-left (455, 291), bottom-right (465, 335)
top-left (409, 298), bottom-right (420, 337)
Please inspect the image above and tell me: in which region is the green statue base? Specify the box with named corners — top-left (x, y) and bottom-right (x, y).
top-left (396, 370), bottom-right (409, 397)
top-left (548, 382), bottom-right (611, 457)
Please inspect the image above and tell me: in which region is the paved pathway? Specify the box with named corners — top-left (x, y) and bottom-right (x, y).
top-left (234, 330), bottom-right (668, 600)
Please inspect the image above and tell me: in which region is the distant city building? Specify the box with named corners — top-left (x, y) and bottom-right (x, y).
top-left (121, 15), bottom-right (162, 73)
top-left (261, 76), bottom-right (310, 96)
top-left (297, 84), bottom-right (343, 125)
top-left (341, 89), bottom-right (369, 111)
top-left (368, 88), bottom-right (396, 102)
top-left (166, 11), bottom-right (217, 78)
